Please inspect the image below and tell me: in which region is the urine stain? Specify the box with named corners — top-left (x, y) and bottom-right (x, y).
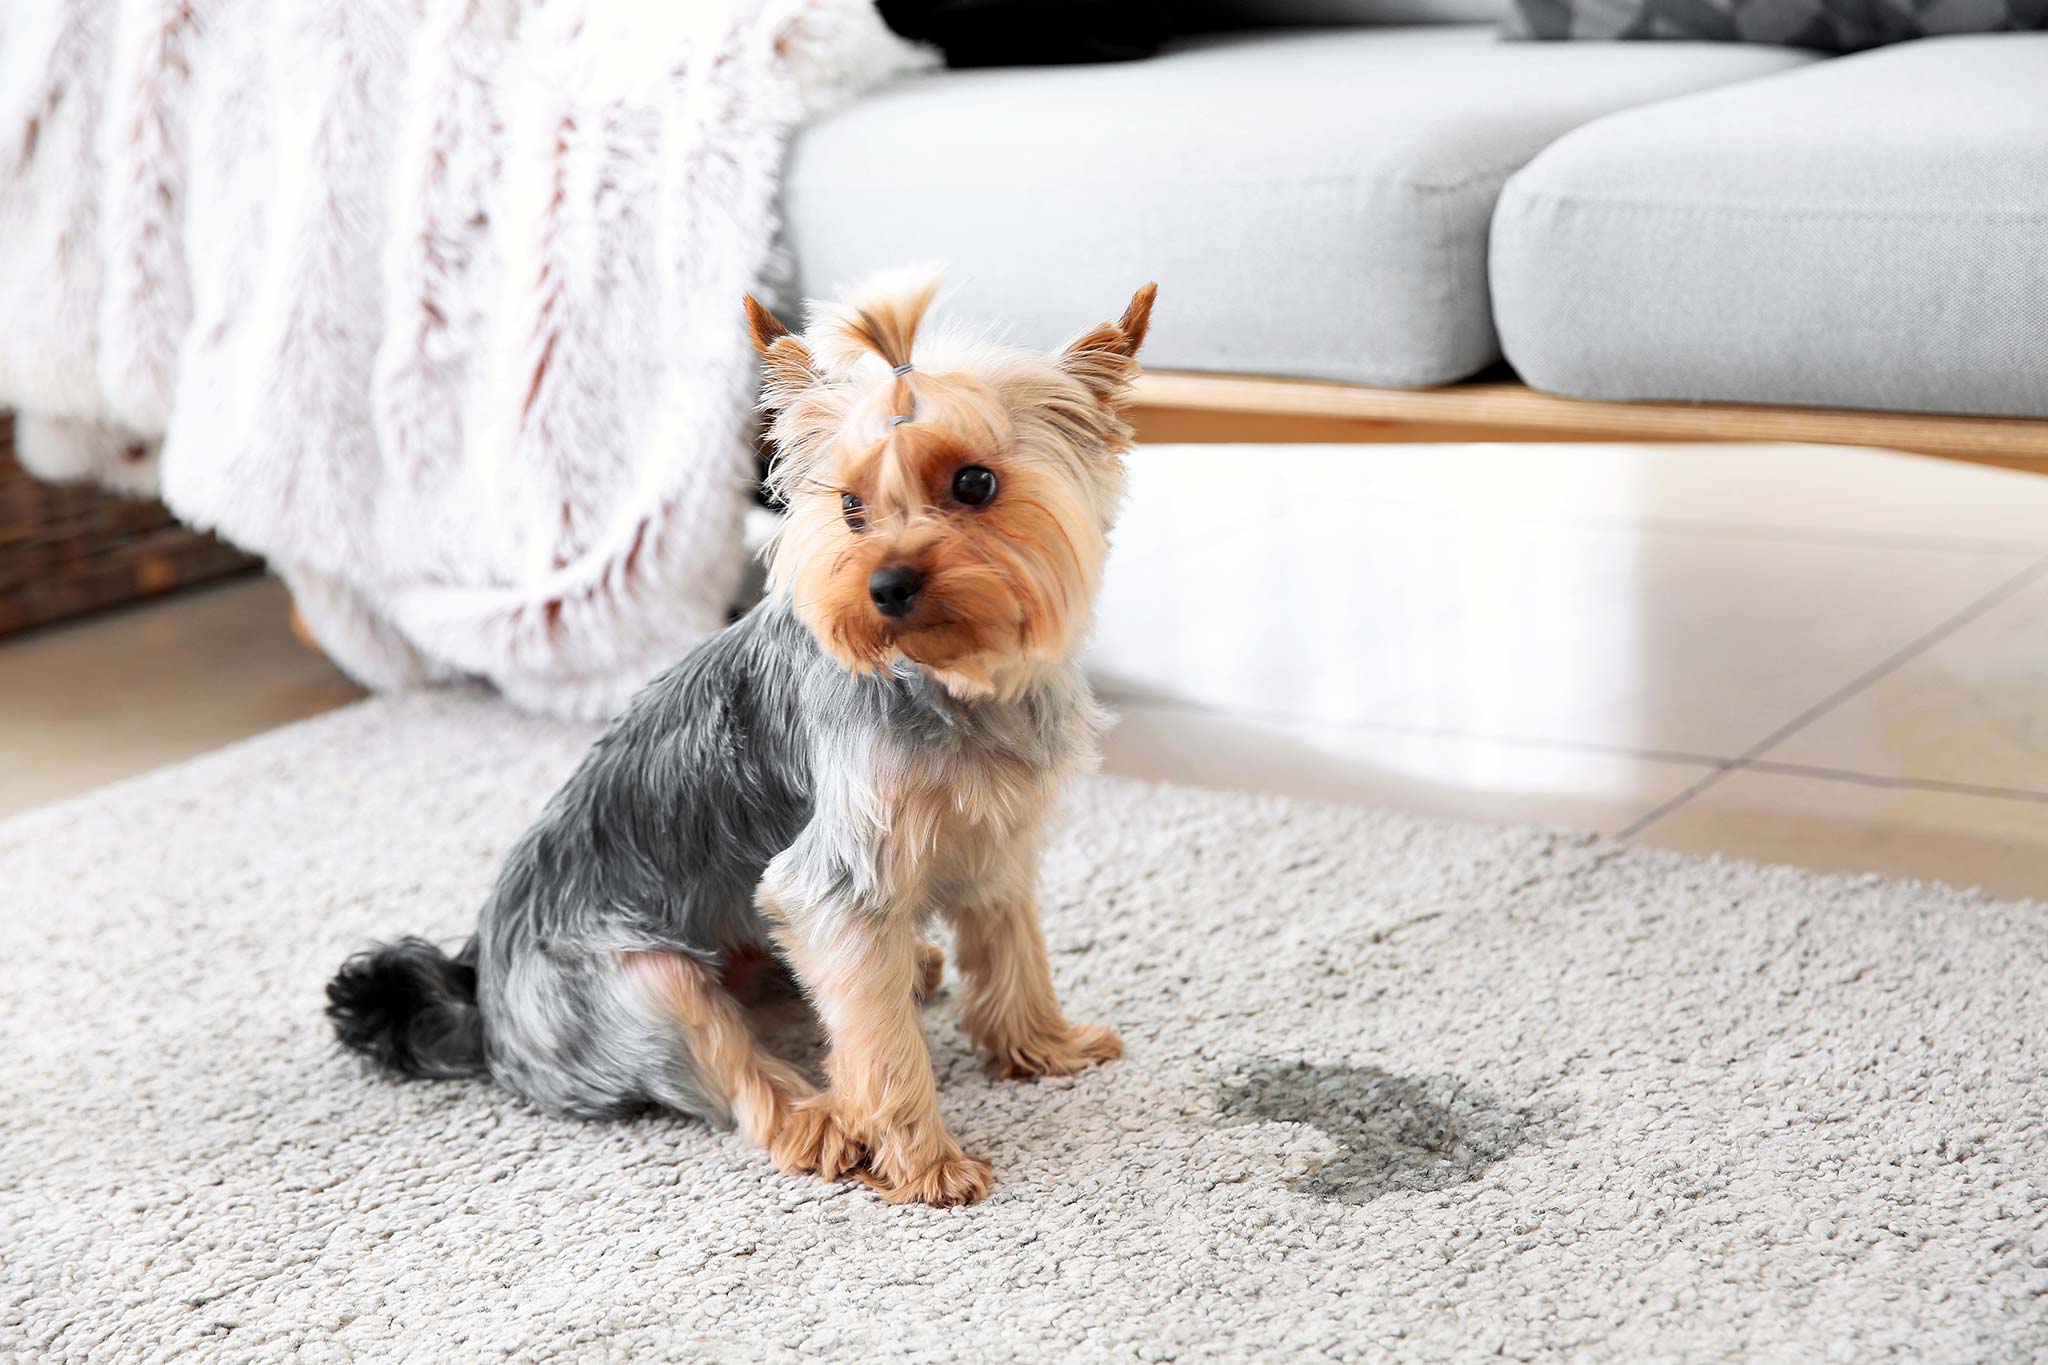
top-left (1218, 1058), bottom-right (1540, 1205)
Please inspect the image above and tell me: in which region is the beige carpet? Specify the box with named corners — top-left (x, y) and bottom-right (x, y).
top-left (4, 692), bottom-right (2044, 1362)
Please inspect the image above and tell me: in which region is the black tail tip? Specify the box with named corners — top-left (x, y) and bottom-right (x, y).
top-left (326, 936), bottom-right (485, 1081)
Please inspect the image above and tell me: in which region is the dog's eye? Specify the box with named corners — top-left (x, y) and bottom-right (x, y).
top-left (951, 465), bottom-right (998, 508)
top-left (841, 492), bottom-right (867, 532)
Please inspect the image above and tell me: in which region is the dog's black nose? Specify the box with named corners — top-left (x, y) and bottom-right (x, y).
top-left (868, 565), bottom-right (924, 619)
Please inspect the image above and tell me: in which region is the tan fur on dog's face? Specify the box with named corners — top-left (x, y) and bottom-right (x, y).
top-left (747, 273), bottom-right (1155, 698)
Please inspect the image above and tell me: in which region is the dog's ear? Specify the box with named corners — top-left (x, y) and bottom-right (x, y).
top-left (1058, 283), bottom-right (1157, 407)
top-left (743, 295), bottom-right (820, 407)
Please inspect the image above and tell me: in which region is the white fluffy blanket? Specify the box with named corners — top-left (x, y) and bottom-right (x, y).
top-left (0, 1), bottom-right (920, 716)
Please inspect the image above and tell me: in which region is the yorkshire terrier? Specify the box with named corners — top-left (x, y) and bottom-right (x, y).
top-left (327, 271), bottom-right (1156, 1206)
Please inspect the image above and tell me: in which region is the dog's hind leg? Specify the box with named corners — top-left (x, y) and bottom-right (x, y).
top-left (618, 951), bottom-right (829, 1160)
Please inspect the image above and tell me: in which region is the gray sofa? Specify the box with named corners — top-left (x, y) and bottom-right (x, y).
top-left (785, 14), bottom-right (2047, 422)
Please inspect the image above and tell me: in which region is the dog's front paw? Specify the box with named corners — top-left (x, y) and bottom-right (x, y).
top-left (868, 1151), bottom-right (994, 1208)
top-left (985, 1022), bottom-right (1124, 1080)
top-left (769, 1097), bottom-right (864, 1182)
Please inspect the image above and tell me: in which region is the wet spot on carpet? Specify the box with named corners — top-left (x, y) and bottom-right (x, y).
top-left (1219, 1058), bottom-right (1540, 1204)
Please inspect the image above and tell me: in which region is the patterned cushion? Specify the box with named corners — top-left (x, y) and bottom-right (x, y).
top-left (1502, 0), bottom-right (2048, 51)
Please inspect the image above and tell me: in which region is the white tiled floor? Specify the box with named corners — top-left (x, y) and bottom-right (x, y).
top-left (0, 576), bottom-right (365, 816)
top-left (3, 440), bottom-right (2045, 899)
top-left (1097, 701), bottom-right (1714, 836)
top-left (1090, 498), bottom-right (2036, 756)
top-left (1087, 442), bottom-right (2048, 899)
top-left (1643, 768), bottom-right (2048, 896)
top-left (1757, 570), bottom-right (2048, 791)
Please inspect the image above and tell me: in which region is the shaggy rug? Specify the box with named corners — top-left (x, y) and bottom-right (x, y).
top-left (4, 693), bottom-right (2044, 1362)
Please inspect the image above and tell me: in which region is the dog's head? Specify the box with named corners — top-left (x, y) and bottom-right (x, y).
top-left (748, 270), bottom-right (1155, 699)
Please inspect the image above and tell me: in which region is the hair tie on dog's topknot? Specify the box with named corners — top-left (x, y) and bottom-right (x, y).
top-left (892, 362), bottom-right (914, 377)
top-left (889, 413), bottom-right (911, 427)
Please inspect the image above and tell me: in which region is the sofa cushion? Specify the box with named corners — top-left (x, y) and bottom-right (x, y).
top-left (785, 27), bottom-right (1815, 388)
top-left (1491, 35), bottom-right (2048, 418)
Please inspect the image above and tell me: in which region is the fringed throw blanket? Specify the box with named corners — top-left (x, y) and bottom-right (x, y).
top-left (0, 1), bottom-right (921, 716)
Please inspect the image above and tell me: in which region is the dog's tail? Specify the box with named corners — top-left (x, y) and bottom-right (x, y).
top-left (325, 937), bottom-right (486, 1081)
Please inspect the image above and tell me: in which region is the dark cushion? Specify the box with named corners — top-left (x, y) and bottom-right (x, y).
top-left (1193, 0), bottom-right (1510, 22)
top-left (876, 0), bottom-right (1172, 66)
top-left (877, 0), bottom-right (1512, 68)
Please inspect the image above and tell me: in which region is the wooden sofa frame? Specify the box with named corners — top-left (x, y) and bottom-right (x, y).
top-left (1127, 373), bottom-right (2048, 474)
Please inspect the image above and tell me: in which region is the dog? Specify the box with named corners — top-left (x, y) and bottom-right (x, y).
top-left (326, 270), bottom-right (1156, 1206)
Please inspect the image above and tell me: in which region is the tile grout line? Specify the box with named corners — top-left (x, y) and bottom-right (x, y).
top-left (1121, 460), bottom-right (2048, 566)
top-left (1612, 765), bottom-right (1740, 842)
top-left (1092, 689), bottom-right (1734, 770)
top-left (1412, 500), bottom-right (2048, 559)
top-left (1555, 511), bottom-right (2048, 558)
top-left (1744, 759), bottom-right (2048, 806)
top-left (1618, 554), bottom-right (2048, 840)
top-left (1092, 683), bottom-right (1763, 837)
top-left (1725, 555), bottom-right (2048, 766)
top-left (1158, 481), bottom-right (2048, 558)
top-left (1101, 692), bottom-right (2048, 804)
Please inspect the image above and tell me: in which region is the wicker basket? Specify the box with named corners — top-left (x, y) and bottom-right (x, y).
top-left (0, 412), bottom-right (256, 636)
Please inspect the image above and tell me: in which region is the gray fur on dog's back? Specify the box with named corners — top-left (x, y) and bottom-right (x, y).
top-left (482, 600), bottom-right (817, 964)
top-left (473, 599), bottom-right (820, 1117)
